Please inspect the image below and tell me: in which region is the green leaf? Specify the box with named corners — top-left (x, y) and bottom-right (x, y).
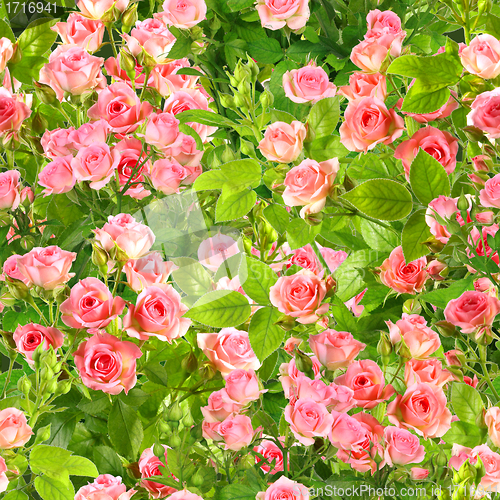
top-left (264, 204), bottom-right (289, 234)
top-left (77, 394), bottom-right (111, 416)
top-left (402, 209), bottom-right (432, 263)
top-left (359, 219), bottom-right (399, 252)
top-left (177, 109), bottom-right (236, 128)
top-left (401, 84), bottom-right (450, 114)
top-left (108, 400), bottom-right (143, 460)
top-left (193, 169), bottom-right (229, 191)
top-left (420, 278), bottom-right (474, 309)
top-left (185, 290), bottom-right (252, 327)
top-left (239, 256), bottom-right (278, 304)
top-left (35, 476), bottom-right (74, 500)
top-left (287, 218), bottom-right (321, 250)
top-left (93, 446), bottom-right (123, 476)
top-left (220, 159), bottom-right (262, 196)
top-left (172, 257), bottom-right (212, 297)
top-left (308, 97), bottom-right (340, 139)
top-left (348, 153), bottom-right (399, 181)
top-left (142, 362), bottom-right (169, 387)
top-left (330, 296), bottom-right (357, 332)
top-left (220, 483), bottom-right (262, 500)
top-left (341, 179), bottom-right (413, 221)
top-left (249, 38), bottom-right (283, 64)
top-left (167, 34), bottom-right (191, 59)
top-left (3, 492), bottom-right (29, 500)
top-left (306, 135), bottom-right (348, 162)
top-left (409, 149), bottom-right (450, 205)
top-left (442, 421), bottom-right (487, 448)
top-left (451, 383), bottom-right (484, 425)
top-left (0, 19), bottom-right (15, 42)
top-left (227, 0), bottom-right (255, 10)
top-left (216, 189), bottom-right (256, 222)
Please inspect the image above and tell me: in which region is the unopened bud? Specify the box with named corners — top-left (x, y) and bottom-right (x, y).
top-left (221, 145), bottom-right (236, 163)
top-left (181, 351), bottom-right (198, 373)
top-left (167, 401), bottom-right (183, 422)
top-left (20, 187), bottom-right (34, 207)
top-left (259, 89), bottom-right (273, 109)
top-left (454, 459), bottom-right (476, 484)
top-left (182, 412), bottom-right (194, 427)
top-left (7, 279), bottom-right (30, 301)
top-left (54, 379), bottom-right (72, 396)
top-left (239, 454), bottom-right (255, 470)
top-left (121, 3), bottom-right (138, 31)
top-left (457, 190), bottom-right (469, 211)
top-left (34, 81), bottom-right (58, 106)
top-left (246, 56), bottom-right (259, 82)
top-left (169, 432), bottom-right (182, 448)
top-left (92, 244), bottom-right (109, 268)
top-left (20, 235), bottom-right (35, 251)
top-left (234, 60), bottom-right (251, 85)
top-left (274, 314), bottom-right (296, 331)
top-left (219, 93), bottom-right (236, 109)
top-left (191, 470), bottom-right (204, 486)
top-left (304, 212), bottom-right (323, 226)
top-left (294, 349), bottom-right (315, 379)
top-left (17, 375), bottom-right (32, 395)
top-left (0, 291), bottom-right (15, 308)
top-left (45, 378), bottom-right (58, 394)
top-left (434, 320), bottom-right (458, 338)
top-left (199, 362), bottom-right (216, 380)
top-left (34, 424), bottom-right (51, 445)
top-left (377, 332), bottom-right (393, 358)
top-left (403, 298), bottom-right (421, 315)
top-left (153, 442), bottom-right (165, 458)
top-left (119, 49), bottom-right (136, 75)
top-left (9, 42), bottom-right (22, 65)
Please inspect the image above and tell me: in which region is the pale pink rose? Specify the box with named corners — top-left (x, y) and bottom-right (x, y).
top-left (379, 246), bottom-right (428, 295)
top-left (476, 210), bottom-right (495, 224)
top-left (309, 329), bottom-right (366, 371)
top-left (73, 332), bottom-right (142, 395)
top-left (38, 156), bottom-right (75, 196)
top-left (386, 317), bottom-right (440, 359)
top-left (485, 407), bottom-right (500, 448)
top-left (283, 62), bottom-right (336, 104)
top-left (400, 89), bottom-right (459, 123)
top-left (165, 132), bottom-right (203, 167)
top-left (201, 389), bottom-right (241, 423)
top-left (475, 278), bottom-right (496, 293)
top-left (335, 359), bottom-right (394, 409)
top-left (144, 112), bottom-right (181, 151)
top-left (284, 398), bottom-right (333, 446)
top-left (293, 377), bottom-right (355, 413)
top-left (52, 13), bottom-right (104, 52)
top-left (339, 97), bottom-right (404, 152)
top-left (286, 244), bottom-right (323, 276)
top-left (197, 328), bottom-right (260, 376)
top-left (197, 234), bottom-right (240, 272)
top-left (104, 55), bottom-right (150, 87)
top-left (39, 45), bottom-right (105, 101)
top-left (60, 277), bottom-right (126, 330)
top-left (168, 490), bottom-right (204, 500)
top-left (329, 411), bottom-right (380, 455)
top-left (87, 82), bottom-right (153, 134)
top-left (139, 446), bottom-right (178, 499)
top-left (344, 288), bottom-right (366, 317)
top-left (151, 59), bottom-right (200, 96)
top-left (284, 337), bottom-right (302, 354)
top-left (75, 475), bottom-right (136, 500)
top-left (202, 420), bottom-right (223, 441)
top-left (394, 126), bottom-right (458, 180)
top-left (338, 72), bottom-right (387, 101)
top-left (160, 0), bottom-right (207, 28)
top-left (149, 158), bottom-right (187, 195)
top-left (467, 88), bottom-right (500, 139)
top-left (17, 246), bottom-right (76, 290)
top-left (279, 357), bottom-right (322, 399)
top-left (222, 369), bottom-right (264, 405)
top-left (387, 382), bottom-right (452, 438)
top-left (480, 173), bottom-right (500, 208)
top-left (258, 121), bottom-right (306, 163)
top-left (41, 127), bottom-right (77, 158)
top-left (460, 34), bottom-right (500, 80)
top-left (71, 142), bottom-right (116, 190)
top-left (0, 170), bottom-right (20, 210)
top-left (256, 0), bottom-right (309, 31)
top-left (449, 444), bottom-right (473, 471)
top-left (404, 358), bottom-right (453, 387)
top-left (0, 37), bottom-right (13, 73)
top-left (410, 468), bottom-right (429, 480)
top-left (383, 426), bottom-right (425, 466)
top-left (216, 414), bottom-right (256, 450)
top-left (254, 438), bottom-right (284, 474)
top-left (18, 187), bottom-right (30, 207)
top-left (283, 158), bottom-right (339, 217)
top-left (319, 247), bottom-right (347, 273)
top-left (269, 269), bottom-right (329, 324)
top-left (77, 0), bottom-right (129, 19)
top-left (124, 252), bottom-right (176, 292)
top-left (0, 457), bottom-right (7, 493)
top-left (93, 213), bottom-right (155, 260)
top-left (163, 89), bottom-right (216, 142)
top-left (471, 445), bottom-right (500, 490)
top-left (0, 408), bottom-right (33, 449)
top-left (425, 196), bottom-right (458, 244)
top-left (366, 9), bottom-right (402, 32)
top-left (123, 284), bottom-right (191, 342)
top-left (0, 89), bottom-right (31, 136)
top-left (69, 119), bottom-right (110, 149)
top-left (444, 290), bottom-right (500, 334)
top-left (13, 323), bottom-right (64, 366)
top-left (3, 254), bottom-right (30, 285)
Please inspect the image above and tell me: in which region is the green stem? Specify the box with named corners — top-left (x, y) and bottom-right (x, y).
top-left (479, 345), bottom-right (500, 400)
top-left (106, 24), bottom-right (118, 58)
top-left (2, 356), bottom-right (15, 398)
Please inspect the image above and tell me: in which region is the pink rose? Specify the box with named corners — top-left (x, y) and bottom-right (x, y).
top-left (339, 97), bottom-right (404, 152)
top-left (284, 398), bottom-right (333, 445)
top-left (139, 446), bottom-right (178, 499)
top-left (366, 9), bottom-right (402, 32)
top-left (383, 426), bottom-right (425, 466)
top-left (17, 246), bottom-right (76, 290)
top-left (464, 375), bottom-right (479, 388)
top-left (222, 369), bottom-right (264, 405)
top-left (473, 155), bottom-right (492, 172)
top-left (467, 225), bottom-right (500, 272)
top-left (309, 329), bottom-right (366, 371)
top-left (394, 126), bottom-right (458, 180)
top-left (3, 254), bottom-right (30, 285)
top-left (329, 411), bottom-right (381, 453)
top-left (319, 247), bottom-right (347, 273)
top-left (254, 438), bottom-right (285, 474)
top-left (0, 89), bottom-right (31, 136)
top-left (71, 143), bottom-right (116, 190)
top-left (284, 337), bottom-right (302, 354)
top-left (73, 332), bottom-right (142, 395)
top-left (144, 112), bottom-right (181, 151)
top-left (60, 277), bottom-right (126, 331)
top-left (486, 407), bottom-right (500, 448)
top-left (468, 88), bottom-right (500, 139)
top-left (379, 246), bottom-right (428, 295)
top-left (0, 37), bottom-right (13, 73)
top-left (197, 234), bottom-right (240, 272)
top-left (410, 468), bottom-right (429, 480)
top-left (123, 284), bottom-right (191, 342)
top-left (168, 490), bottom-right (204, 500)
top-left (279, 357), bottom-right (322, 399)
top-left (444, 290), bottom-right (500, 334)
top-left (77, 0), bottom-right (129, 19)
top-left (444, 349), bottom-right (464, 367)
top-left (216, 414), bottom-right (256, 451)
top-left (256, 477), bottom-right (309, 500)
top-left (286, 244), bottom-right (323, 276)
top-left (197, 328), bottom-right (260, 376)
top-left (38, 156), bottom-right (75, 196)
top-left (425, 195), bottom-right (458, 244)
top-left (471, 445), bottom-right (500, 490)
top-left (297, 381), bottom-right (356, 413)
top-left (269, 269), bottom-right (329, 324)
top-left (0, 408), bottom-right (33, 449)
top-left (52, 13), bottom-right (104, 52)
top-left (0, 170), bottom-right (20, 210)
top-left (151, 59), bottom-right (200, 96)
top-left (164, 133), bottom-right (203, 167)
top-left (0, 457), bottom-right (7, 493)
top-left (13, 323), bottom-right (64, 365)
top-left (345, 288), bottom-right (366, 317)
top-left (283, 62), bottom-right (336, 104)
top-left (256, 0), bottom-right (309, 31)
top-left (149, 158), bottom-right (187, 195)
top-left (426, 259), bottom-right (447, 280)
top-left (87, 82), bottom-right (153, 134)
top-left (70, 118), bottom-right (110, 149)
top-left (39, 45), bottom-right (105, 101)
top-left (93, 214), bottom-right (155, 260)
top-left (258, 121), bottom-right (306, 163)
top-left (480, 173), bottom-right (500, 208)
top-left (160, 0), bottom-right (207, 28)
top-left (449, 444), bottom-right (473, 471)
top-left (104, 55), bottom-right (149, 87)
top-left (282, 158), bottom-right (339, 217)
top-left (124, 252), bottom-right (176, 292)
top-left (404, 358), bottom-right (453, 387)
top-left (201, 389), bottom-right (241, 423)
top-left (338, 72), bottom-right (387, 101)
top-left (41, 127), bottom-right (76, 158)
top-left (75, 475), bottom-right (136, 500)
top-left (335, 359), bottom-right (394, 409)
top-left (460, 34), bottom-right (500, 80)
top-left (387, 382), bottom-right (452, 438)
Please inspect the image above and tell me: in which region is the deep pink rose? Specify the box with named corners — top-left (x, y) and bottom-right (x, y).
top-left (197, 234), bottom-right (240, 272)
top-left (222, 369), bottom-right (264, 405)
top-left (139, 446), bottom-right (178, 499)
top-left (256, 0), bottom-right (309, 31)
top-left (71, 142), bottom-right (116, 190)
top-left (17, 246), bottom-right (76, 290)
top-left (41, 127), bottom-right (77, 158)
top-left (38, 156), bottom-right (75, 196)
top-left (254, 438), bottom-right (285, 474)
top-left (77, 0), bottom-right (129, 19)
top-left (379, 246), bottom-right (428, 295)
top-left (468, 88), bottom-right (500, 139)
top-left (404, 358), bottom-right (453, 387)
top-left (460, 34), bottom-right (500, 80)
top-left (13, 323), bottom-right (64, 365)
top-left (284, 398), bottom-right (333, 445)
top-left (151, 59), bottom-right (200, 96)
top-left (387, 382), bottom-right (452, 438)
top-left (60, 277), bottom-right (126, 331)
top-left (160, 0), bottom-right (207, 28)
top-left (39, 45), bottom-right (105, 101)
top-left (0, 90), bottom-right (31, 136)
top-left (383, 426), bottom-right (425, 466)
top-left (338, 72), bottom-right (387, 101)
top-left (339, 96), bottom-right (404, 152)
top-left (0, 170), bottom-right (20, 210)
top-left (75, 475), bottom-right (136, 500)
top-left (52, 13), bottom-right (104, 52)
top-left (124, 252), bottom-right (176, 292)
top-left (0, 408), bottom-right (32, 449)
top-left (73, 332), bottom-right (142, 395)
top-left (256, 477), bottom-right (309, 500)
top-left (283, 62), bottom-right (336, 104)
top-left (258, 121), bottom-right (306, 163)
top-left (201, 389), bottom-right (241, 423)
